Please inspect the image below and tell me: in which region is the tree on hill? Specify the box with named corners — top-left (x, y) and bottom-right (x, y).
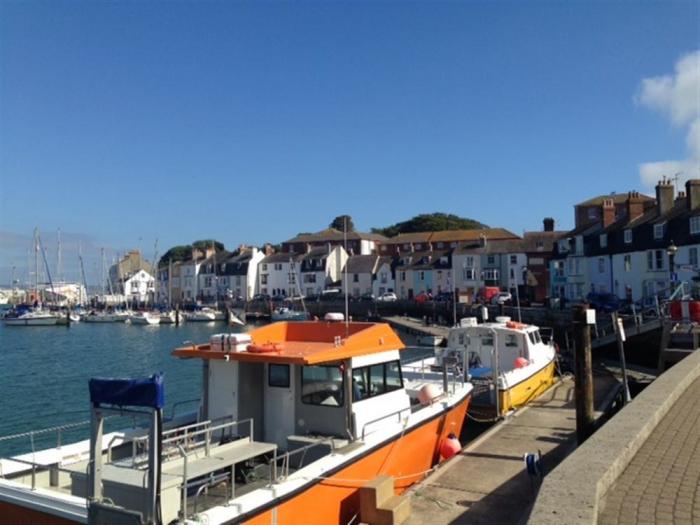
top-left (159, 245), bottom-right (192, 265)
top-left (372, 213), bottom-right (487, 238)
top-left (192, 239), bottom-right (225, 252)
top-left (159, 239), bottom-right (226, 266)
top-left (330, 215), bottom-right (355, 232)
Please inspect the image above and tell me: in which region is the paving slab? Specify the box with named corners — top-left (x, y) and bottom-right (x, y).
top-left (406, 372), bottom-right (619, 525)
top-left (598, 375), bottom-right (700, 525)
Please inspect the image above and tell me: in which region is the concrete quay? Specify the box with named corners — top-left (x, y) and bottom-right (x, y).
top-left (405, 371), bottom-right (621, 525)
top-left (528, 347), bottom-right (700, 525)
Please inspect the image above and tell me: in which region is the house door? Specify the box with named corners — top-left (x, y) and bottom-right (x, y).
top-left (264, 363), bottom-right (296, 449)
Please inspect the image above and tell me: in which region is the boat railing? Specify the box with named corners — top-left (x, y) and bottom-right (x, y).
top-left (361, 407), bottom-right (413, 440)
top-left (131, 416), bottom-right (253, 466)
top-left (269, 436), bottom-right (336, 483)
top-left (0, 455), bottom-right (90, 492)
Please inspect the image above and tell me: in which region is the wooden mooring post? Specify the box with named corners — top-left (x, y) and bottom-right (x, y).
top-left (574, 304), bottom-right (595, 445)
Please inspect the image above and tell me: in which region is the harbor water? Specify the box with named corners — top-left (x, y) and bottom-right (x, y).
top-left (0, 320), bottom-right (432, 457)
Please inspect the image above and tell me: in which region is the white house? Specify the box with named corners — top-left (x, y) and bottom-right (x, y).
top-left (220, 248), bottom-right (265, 300)
top-left (372, 258), bottom-right (395, 297)
top-left (123, 269), bottom-right (155, 303)
top-left (258, 253), bottom-right (302, 298)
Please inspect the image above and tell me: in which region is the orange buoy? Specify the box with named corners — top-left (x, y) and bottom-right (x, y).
top-left (440, 433), bottom-right (461, 460)
top-left (514, 357), bottom-right (529, 368)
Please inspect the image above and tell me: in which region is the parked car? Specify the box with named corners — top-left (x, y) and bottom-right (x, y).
top-left (377, 292), bottom-right (398, 302)
top-left (320, 289), bottom-right (342, 301)
top-left (414, 292), bottom-right (433, 304)
top-left (252, 294), bottom-right (270, 302)
top-left (359, 293), bottom-right (376, 302)
top-left (586, 292), bottom-right (622, 313)
top-left (491, 292), bottom-right (513, 305)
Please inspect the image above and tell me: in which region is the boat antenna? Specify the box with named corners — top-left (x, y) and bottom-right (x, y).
top-left (344, 216), bottom-right (349, 333)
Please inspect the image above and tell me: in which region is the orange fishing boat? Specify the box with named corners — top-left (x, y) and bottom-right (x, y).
top-left (0, 319), bottom-right (472, 524)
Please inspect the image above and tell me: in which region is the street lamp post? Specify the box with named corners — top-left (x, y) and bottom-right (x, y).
top-left (667, 240), bottom-right (678, 297)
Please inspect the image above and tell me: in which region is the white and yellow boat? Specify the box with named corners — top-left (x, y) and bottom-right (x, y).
top-left (407, 316), bottom-right (557, 417)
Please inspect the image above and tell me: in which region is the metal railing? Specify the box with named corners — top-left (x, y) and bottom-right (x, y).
top-left (131, 416), bottom-right (252, 467)
top-left (269, 436), bottom-right (336, 483)
top-left (360, 407), bottom-right (412, 440)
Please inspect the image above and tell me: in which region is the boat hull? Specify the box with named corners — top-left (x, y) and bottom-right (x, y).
top-left (243, 393), bottom-right (470, 525)
top-left (0, 394), bottom-right (470, 525)
top-left (3, 316), bottom-right (58, 326)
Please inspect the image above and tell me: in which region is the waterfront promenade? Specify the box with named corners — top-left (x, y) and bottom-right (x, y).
top-left (529, 346), bottom-right (700, 524)
top-left (405, 371), bottom-right (620, 525)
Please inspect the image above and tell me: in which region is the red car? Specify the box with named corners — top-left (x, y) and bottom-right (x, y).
top-left (414, 292), bottom-right (432, 303)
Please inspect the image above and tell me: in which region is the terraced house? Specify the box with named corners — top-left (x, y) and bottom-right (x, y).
top-left (551, 180), bottom-right (700, 303)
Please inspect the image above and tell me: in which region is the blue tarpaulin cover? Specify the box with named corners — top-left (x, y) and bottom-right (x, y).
top-left (89, 373), bottom-right (164, 409)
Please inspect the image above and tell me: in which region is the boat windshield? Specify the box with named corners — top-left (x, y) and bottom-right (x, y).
top-left (301, 365), bottom-right (344, 406)
top-left (528, 330), bottom-right (542, 344)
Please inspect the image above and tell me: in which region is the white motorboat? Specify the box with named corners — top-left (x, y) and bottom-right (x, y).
top-left (82, 311), bottom-right (119, 323)
top-left (3, 310), bottom-right (59, 326)
top-left (159, 310), bottom-right (178, 324)
top-left (271, 306), bottom-right (309, 322)
top-left (186, 308), bottom-right (218, 322)
top-left (128, 312), bottom-right (161, 325)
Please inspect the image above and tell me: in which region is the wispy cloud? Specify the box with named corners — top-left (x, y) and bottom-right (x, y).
top-left (635, 49), bottom-right (700, 187)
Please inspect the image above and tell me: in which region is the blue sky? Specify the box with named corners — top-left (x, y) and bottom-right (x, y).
top-left (1, 1), bottom-right (698, 284)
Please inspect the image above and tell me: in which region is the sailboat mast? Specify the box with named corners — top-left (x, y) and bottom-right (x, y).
top-left (152, 239), bottom-right (159, 308)
top-left (57, 228), bottom-right (62, 284)
top-left (168, 258), bottom-right (173, 308)
top-left (34, 228), bottom-right (39, 304)
top-left (100, 248), bottom-right (106, 301)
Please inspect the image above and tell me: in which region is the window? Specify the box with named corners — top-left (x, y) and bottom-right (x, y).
top-left (505, 334), bottom-right (518, 347)
top-left (624, 230), bottom-right (633, 244)
top-left (301, 365), bottom-right (344, 406)
top-left (353, 273), bottom-right (359, 283)
top-left (261, 274), bottom-right (268, 285)
top-left (400, 271), bottom-right (406, 282)
top-left (465, 256), bottom-right (474, 267)
top-left (510, 255), bottom-right (517, 264)
top-left (269, 364), bottom-right (290, 388)
top-left (624, 254), bottom-right (631, 272)
top-left (588, 208), bottom-right (598, 219)
top-left (274, 263), bottom-right (283, 271)
top-left (597, 258), bottom-right (604, 273)
top-left (600, 234), bottom-right (607, 248)
top-left (690, 247), bottom-right (698, 267)
top-left (204, 277), bottom-right (212, 287)
top-left (691, 217), bottom-right (700, 235)
top-left (647, 250), bottom-right (665, 271)
top-left (483, 269), bottom-right (499, 281)
top-left (437, 242), bottom-right (444, 249)
top-left (487, 255), bottom-right (496, 265)
top-left (380, 272), bottom-right (388, 284)
top-left (262, 264), bottom-right (268, 271)
top-left (554, 261), bottom-right (564, 277)
top-left (654, 223), bottom-right (665, 240)
top-left (419, 271), bottom-right (425, 281)
top-left (352, 361), bottom-right (403, 401)
top-left (463, 268), bottom-right (475, 280)
top-left (303, 273), bottom-right (317, 283)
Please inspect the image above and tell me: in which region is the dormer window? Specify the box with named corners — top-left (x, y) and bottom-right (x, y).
top-left (588, 208), bottom-right (598, 219)
top-left (624, 230), bottom-right (633, 244)
top-left (654, 223), bottom-right (665, 240)
top-left (600, 234), bottom-right (607, 248)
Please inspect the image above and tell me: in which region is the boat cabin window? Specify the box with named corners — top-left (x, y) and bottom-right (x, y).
top-left (301, 365), bottom-right (344, 406)
top-left (268, 364), bottom-right (290, 388)
top-left (505, 334), bottom-right (518, 347)
top-left (352, 360), bottom-right (403, 401)
top-left (481, 335), bottom-right (494, 346)
top-left (528, 330), bottom-right (542, 345)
